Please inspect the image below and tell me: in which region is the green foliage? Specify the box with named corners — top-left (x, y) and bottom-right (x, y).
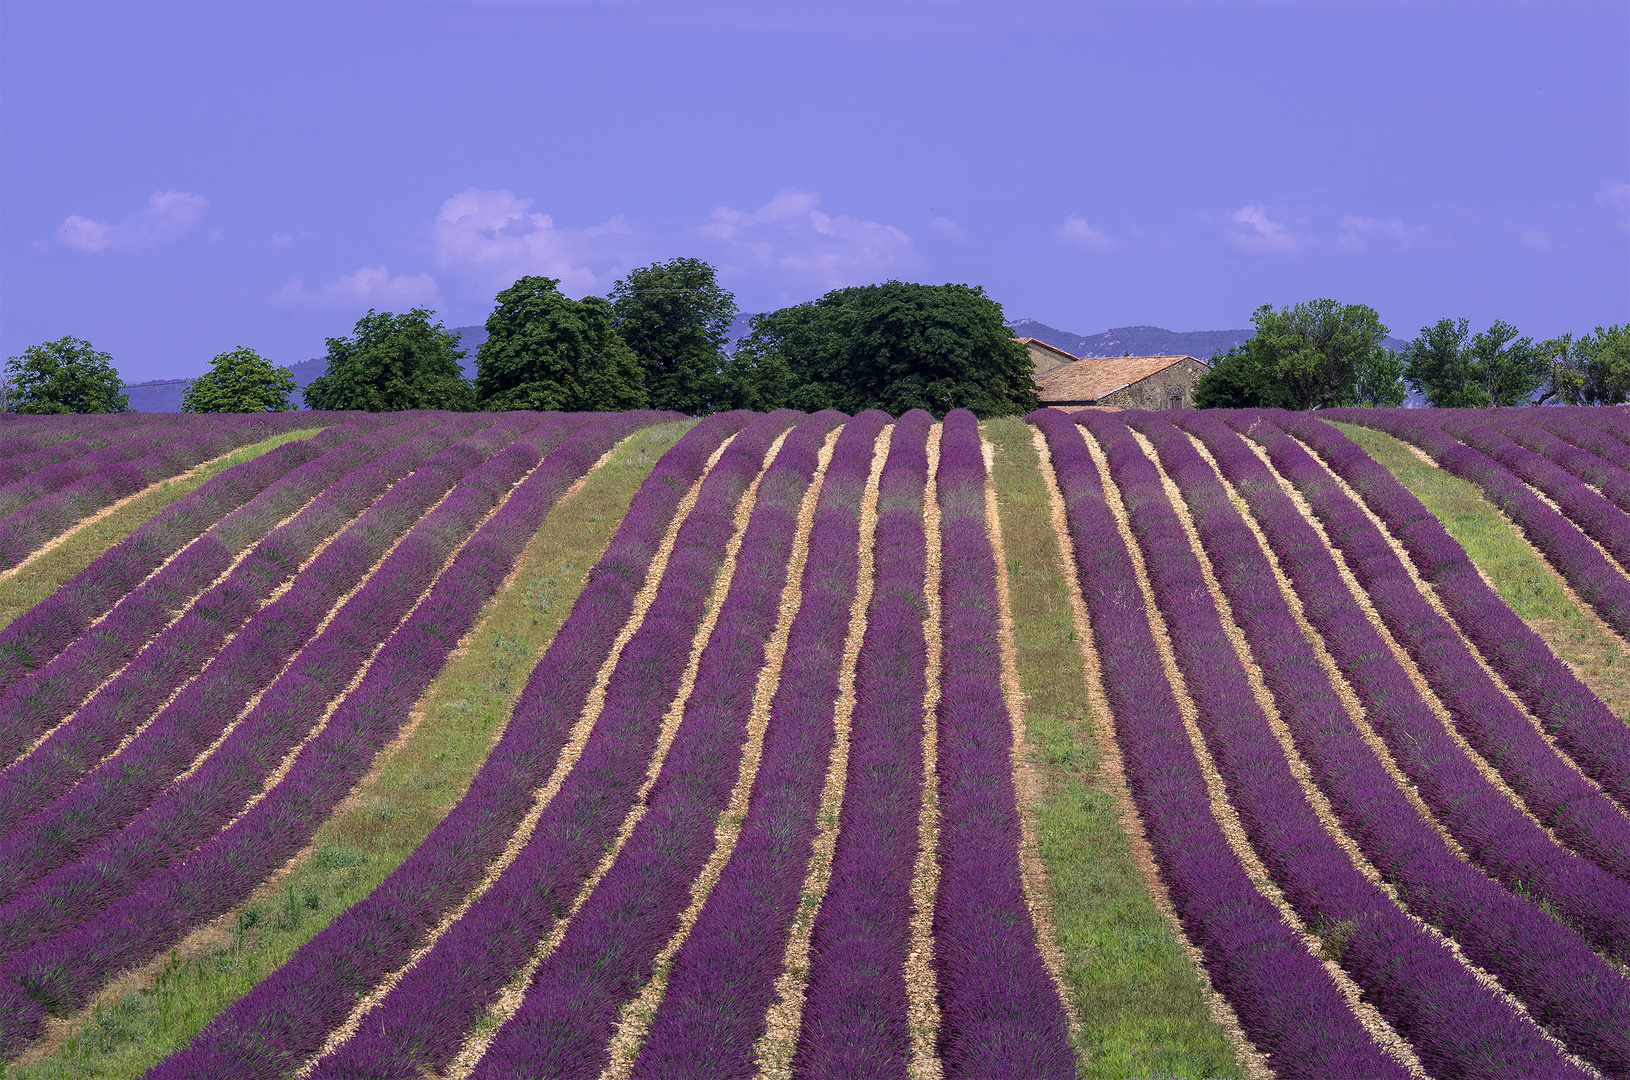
top-left (4, 337), bottom-right (129, 414)
top-left (475, 276), bottom-right (648, 412)
top-left (1193, 299), bottom-right (1392, 411)
top-left (1400, 317), bottom-right (1545, 408)
top-left (180, 347), bottom-right (297, 413)
top-left (719, 303), bottom-right (819, 413)
top-left (302, 309), bottom-right (474, 412)
top-left (1536, 324), bottom-right (1629, 406)
top-left (609, 258), bottom-right (736, 415)
top-left (1355, 344), bottom-right (1408, 407)
top-left (727, 281), bottom-right (1039, 419)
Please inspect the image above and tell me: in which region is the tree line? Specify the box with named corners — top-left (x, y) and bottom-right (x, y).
top-left (3, 260), bottom-right (1039, 419)
top-left (6, 272), bottom-right (1624, 417)
top-left (1194, 299), bottom-right (1628, 410)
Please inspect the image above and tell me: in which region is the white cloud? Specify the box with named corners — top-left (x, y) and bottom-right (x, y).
top-left (928, 216), bottom-right (965, 241)
top-left (275, 265), bottom-right (438, 307)
top-left (1226, 203), bottom-right (1302, 253)
top-left (1337, 215), bottom-right (1424, 251)
top-left (58, 191), bottom-right (208, 253)
top-left (699, 188), bottom-right (914, 283)
top-left (431, 188), bottom-right (636, 295)
top-left (1057, 215), bottom-right (1124, 252)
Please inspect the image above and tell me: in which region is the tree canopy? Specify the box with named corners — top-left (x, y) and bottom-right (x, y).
top-left (302, 308), bottom-right (474, 412)
top-left (475, 276), bottom-right (648, 412)
top-left (3, 337), bottom-right (129, 414)
top-left (610, 258), bottom-right (736, 415)
top-left (1535, 324), bottom-right (1629, 406)
top-left (725, 281), bottom-right (1039, 419)
top-left (1401, 318), bottom-right (1544, 408)
top-left (181, 346), bottom-right (298, 412)
top-left (1194, 299), bottom-right (1398, 410)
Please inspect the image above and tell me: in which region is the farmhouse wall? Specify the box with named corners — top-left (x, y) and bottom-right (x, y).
top-left (1099, 357), bottom-right (1209, 410)
top-left (1021, 338), bottom-right (1079, 376)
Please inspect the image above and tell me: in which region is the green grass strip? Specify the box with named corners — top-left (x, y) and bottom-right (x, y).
top-left (982, 417), bottom-right (1245, 1080)
top-left (1332, 421), bottom-right (1628, 723)
top-left (6, 419), bottom-right (696, 1080)
top-left (0, 427), bottom-right (328, 633)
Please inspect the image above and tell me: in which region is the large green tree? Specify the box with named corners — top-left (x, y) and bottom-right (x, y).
top-left (475, 276), bottom-right (648, 412)
top-left (1535, 324), bottom-right (1629, 406)
top-left (181, 346), bottom-right (298, 412)
top-left (1194, 299), bottom-right (1396, 410)
top-left (609, 258), bottom-right (736, 415)
top-left (727, 281), bottom-right (1039, 419)
top-left (4, 336), bottom-right (129, 414)
top-left (302, 308), bottom-right (474, 412)
top-left (1401, 318), bottom-right (1545, 408)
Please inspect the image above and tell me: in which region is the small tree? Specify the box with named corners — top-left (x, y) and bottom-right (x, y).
top-left (1195, 300), bottom-right (1390, 411)
top-left (610, 258), bottom-right (737, 415)
top-left (3, 337), bottom-right (129, 414)
top-left (1535, 325), bottom-right (1629, 406)
top-left (1401, 318), bottom-right (1545, 408)
top-left (303, 308), bottom-right (474, 412)
top-left (1355, 346), bottom-right (1408, 407)
top-left (181, 346), bottom-right (298, 413)
top-left (475, 276), bottom-right (647, 412)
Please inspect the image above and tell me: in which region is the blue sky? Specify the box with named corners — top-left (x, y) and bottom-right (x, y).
top-left (2, 1), bottom-right (1626, 383)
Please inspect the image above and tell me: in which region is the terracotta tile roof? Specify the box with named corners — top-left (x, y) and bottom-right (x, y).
top-left (1036, 354), bottom-right (1205, 403)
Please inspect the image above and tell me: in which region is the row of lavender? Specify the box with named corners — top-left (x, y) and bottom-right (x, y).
top-left (1036, 406), bottom-right (1630, 1077)
top-left (148, 409), bottom-right (1078, 1080)
top-left (0, 414), bottom-right (491, 811)
top-left (0, 414), bottom-right (395, 698)
top-left (0, 409), bottom-right (671, 1056)
top-left (929, 411), bottom-right (1073, 1077)
top-left (465, 408), bottom-right (828, 1080)
top-left (147, 408), bottom-right (774, 1078)
top-left (1030, 408), bottom-right (1409, 1079)
top-left (1127, 411), bottom-right (1626, 1075)
top-left (0, 415), bottom-right (568, 953)
top-left (0, 411), bottom-right (331, 570)
top-left (1325, 406), bottom-right (1630, 639)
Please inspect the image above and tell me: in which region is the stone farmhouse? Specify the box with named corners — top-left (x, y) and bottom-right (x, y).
top-left (1018, 337), bottom-right (1209, 410)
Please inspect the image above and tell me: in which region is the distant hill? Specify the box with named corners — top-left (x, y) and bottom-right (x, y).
top-left (1008, 318), bottom-right (1412, 361)
top-left (1009, 320), bottom-right (1252, 361)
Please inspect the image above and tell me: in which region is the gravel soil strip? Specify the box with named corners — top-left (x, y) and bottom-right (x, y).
top-left (907, 420), bottom-right (944, 1080)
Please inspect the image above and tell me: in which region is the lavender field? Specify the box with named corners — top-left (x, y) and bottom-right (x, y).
top-left (0, 405), bottom-right (1625, 1080)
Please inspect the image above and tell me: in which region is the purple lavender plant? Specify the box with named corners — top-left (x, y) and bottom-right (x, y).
top-left (1104, 409), bottom-right (1596, 1078)
top-left (927, 409), bottom-right (1074, 1079)
top-left (1027, 407), bottom-right (1410, 1080)
top-left (788, 409), bottom-right (935, 1080)
top-left (141, 410), bottom-right (763, 1080)
top-left (626, 410), bottom-right (891, 1080)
